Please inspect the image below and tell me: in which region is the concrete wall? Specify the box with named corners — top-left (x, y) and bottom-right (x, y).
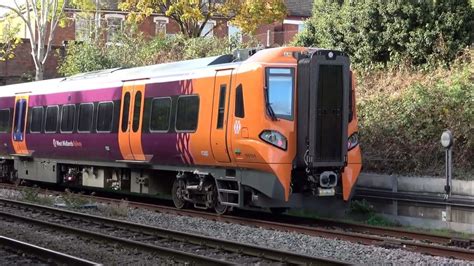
top-left (357, 173), bottom-right (474, 197)
top-left (356, 173), bottom-right (474, 233)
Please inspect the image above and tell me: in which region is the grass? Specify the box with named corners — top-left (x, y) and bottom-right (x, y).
top-left (19, 185), bottom-right (54, 206)
top-left (357, 50), bottom-right (473, 179)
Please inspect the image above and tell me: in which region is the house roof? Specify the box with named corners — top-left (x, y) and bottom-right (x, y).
top-left (285, 0), bottom-right (313, 17)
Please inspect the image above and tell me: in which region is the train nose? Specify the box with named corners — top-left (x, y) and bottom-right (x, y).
top-left (320, 171), bottom-right (338, 188)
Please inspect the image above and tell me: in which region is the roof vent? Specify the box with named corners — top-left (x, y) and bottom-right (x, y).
top-left (232, 48), bottom-right (262, 62)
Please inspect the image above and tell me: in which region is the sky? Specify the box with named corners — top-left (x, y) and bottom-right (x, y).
top-left (0, 0), bottom-right (25, 16)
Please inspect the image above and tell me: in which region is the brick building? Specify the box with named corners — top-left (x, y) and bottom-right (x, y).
top-left (0, 0), bottom-right (312, 85)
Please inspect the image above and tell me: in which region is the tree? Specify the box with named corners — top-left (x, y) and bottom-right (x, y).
top-left (0, 0), bottom-right (67, 80)
top-left (295, 0), bottom-right (474, 69)
top-left (119, 0), bottom-right (287, 38)
top-left (0, 16), bottom-right (22, 62)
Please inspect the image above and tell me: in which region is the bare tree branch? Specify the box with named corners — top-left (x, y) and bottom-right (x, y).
top-left (1, 0), bottom-right (67, 80)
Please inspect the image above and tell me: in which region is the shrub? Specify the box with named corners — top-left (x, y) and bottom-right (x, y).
top-left (57, 31), bottom-right (257, 77)
top-left (357, 52), bottom-right (473, 178)
top-left (295, 0), bottom-right (474, 70)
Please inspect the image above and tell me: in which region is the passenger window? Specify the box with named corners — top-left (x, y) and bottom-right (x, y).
top-left (13, 100), bottom-right (27, 134)
top-left (121, 92), bottom-right (130, 132)
top-left (60, 104), bottom-right (76, 132)
top-left (132, 91), bottom-right (142, 132)
top-left (45, 106), bottom-right (59, 133)
top-left (176, 96), bottom-right (199, 132)
top-left (97, 102), bottom-right (114, 132)
top-left (217, 85), bottom-right (226, 129)
top-left (30, 107), bottom-right (44, 133)
top-left (0, 109), bottom-right (10, 133)
top-left (78, 103), bottom-right (94, 132)
top-left (235, 84), bottom-right (245, 118)
top-left (150, 98), bottom-right (171, 132)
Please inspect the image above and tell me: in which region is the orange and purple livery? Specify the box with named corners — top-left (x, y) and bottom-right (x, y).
top-left (0, 47), bottom-right (362, 214)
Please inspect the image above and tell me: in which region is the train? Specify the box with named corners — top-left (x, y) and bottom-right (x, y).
top-left (0, 47), bottom-right (362, 214)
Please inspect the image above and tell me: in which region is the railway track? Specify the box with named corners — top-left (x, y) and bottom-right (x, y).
top-left (0, 236), bottom-right (98, 265)
top-left (1, 183), bottom-right (473, 261)
top-left (0, 197), bottom-right (342, 265)
top-left (77, 193), bottom-right (474, 261)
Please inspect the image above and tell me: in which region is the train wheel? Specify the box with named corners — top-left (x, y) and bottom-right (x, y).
top-left (172, 179), bottom-right (188, 209)
top-left (213, 183), bottom-right (228, 215)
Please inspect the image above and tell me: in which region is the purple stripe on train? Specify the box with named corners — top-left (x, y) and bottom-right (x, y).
top-left (26, 133), bottom-right (122, 161)
top-left (28, 87), bottom-right (123, 106)
top-left (0, 97), bottom-right (15, 109)
top-left (145, 81), bottom-right (183, 98)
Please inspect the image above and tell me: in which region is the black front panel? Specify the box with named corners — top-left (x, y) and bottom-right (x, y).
top-left (316, 65), bottom-right (343, 161)
top-left (295, 50), bottom-right (350, 169)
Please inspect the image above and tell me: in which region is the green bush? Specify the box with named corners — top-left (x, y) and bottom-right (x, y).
top-left (58, 31), bottom-right (257, 77)
top-left (357, 55), bottom-right (473, 178)
top-left (295, 0), bottom-right (474, 70)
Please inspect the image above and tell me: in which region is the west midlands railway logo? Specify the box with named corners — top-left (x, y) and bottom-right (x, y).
top-left (234, 120), bottom-right (241, 135)
top-left (53, 139), bottom-right (83, 148)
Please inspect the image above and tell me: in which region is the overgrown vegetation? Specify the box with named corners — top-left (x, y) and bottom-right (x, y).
top-left (61, 189), bottom-right (91, 208)
top-left (58, 31), bottom-right (257, 76)
top-left (20, 186), bottom-right (54, 205)
top-left (295, 0), bottom-right (474, 70)
top-left (295, 0), bottom-right (474, 178)
top-left (357, 52), bottom-right (473, 178)
top-left (348, 200), bottom-right (395, 227)
top-left (99, 200), bottom-right (130, 217)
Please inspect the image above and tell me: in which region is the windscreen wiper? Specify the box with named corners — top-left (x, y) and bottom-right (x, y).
top-left (264, 86), bottom-right (278, 121)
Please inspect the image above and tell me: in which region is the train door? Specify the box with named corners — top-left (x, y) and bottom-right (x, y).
top-left (210, 70), bottom-right (232, 163)
top-left (118, 82), bottom-right (146, 161)
top-left (11, 95), bottom-right (29, 155)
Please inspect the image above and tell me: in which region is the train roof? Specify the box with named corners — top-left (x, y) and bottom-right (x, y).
top-left (0, 47), bottom-right (310, 97)
top-left (0, 54), bottom-right (240, 97)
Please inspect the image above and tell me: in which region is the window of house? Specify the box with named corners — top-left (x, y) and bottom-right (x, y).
top-left (283, 19), bottom-right (306, 33)
top-left (176, 96), bottom-right (199, 132)
top-left (154, 17), bottom-right (168, 36)
top-left (228, 24), bottom-right (242, 42)
top-left (105, 14), bottom-right (125, 43)
top-left (298, 23), bottom-right (306, 33)
top-left (150, 97), bottom-right (171, 132)
top-left (200, 20), bottom-right (216, 37)
top-left (0, 109), bottom-right (10, 133)
top-left (45, 106), bottom-right (59, 133)
top-left (75, 14), bottom-right (94, 42)
top-left (78, 103), bottom-right (94, 132)
top-left (30, 107), bottom-right (44, 133)
top-left (96, 102), bottom-right (114, 132)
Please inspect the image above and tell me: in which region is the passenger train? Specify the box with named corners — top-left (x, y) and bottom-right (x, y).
top-left (0, 47), bottom-right (362, 214)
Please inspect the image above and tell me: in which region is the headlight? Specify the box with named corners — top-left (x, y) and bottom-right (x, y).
top-left (260, 130), bottom-right (287, 150)
top-left (348, 132), bottom-right (359, 151)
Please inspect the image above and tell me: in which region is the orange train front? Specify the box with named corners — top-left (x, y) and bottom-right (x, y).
top-left (0, 47), bottom-right (362, 213)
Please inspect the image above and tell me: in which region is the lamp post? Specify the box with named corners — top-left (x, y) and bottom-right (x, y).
top-left (440, 130), bottom-right (453, 199)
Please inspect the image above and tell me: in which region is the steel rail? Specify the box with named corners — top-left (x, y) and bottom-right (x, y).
top-left (0, 198), bottom-right (344, 265)
top-left (76, 197), bottom-right (474, 260)
top-left (48, 193), bottom-right (474, 260)
top-left (0, 236), bottom-right (100, 265)
top-left (1, 183), bottom-right (473, 260)
top-left (78, 193), bottom-right (470, 247)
